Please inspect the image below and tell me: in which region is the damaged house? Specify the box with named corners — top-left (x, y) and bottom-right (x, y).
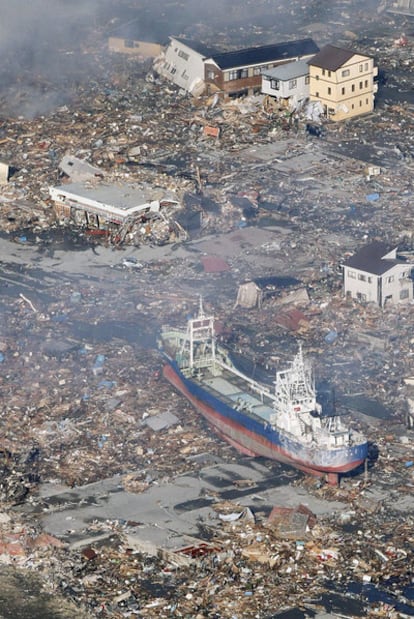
top-left (49, 183), bottom-right (181, 244)
top-left (342, 241), bottom-right (414, 306)
top-left (154, 37), bottom-right (319, 98)
top-left (153, 36), bottom-right (219, 97)
top-left (262, 59), bottom-right (311, 111)
top-left (58, 155), bottom-right (105, 183)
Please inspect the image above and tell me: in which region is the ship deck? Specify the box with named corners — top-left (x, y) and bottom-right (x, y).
top-left (190, 366), bottom-right (275, 423)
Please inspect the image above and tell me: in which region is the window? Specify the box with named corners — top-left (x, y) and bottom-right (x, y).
top-left (125, 40), bottom-right (134, 48)
top-left (316, 74), bottom-right (319, 80)
top-left (352, 104), bottom-right (354, 109)
top-left (359, 64), bottom-right (363, 72)
top-left (359, 100), bottom-right (362, 106)
top-left (365, 62), bottom-right (368, 71)
top-left (181, 70), bottom-right (188, 80)
top-left (341, 87), bottom-right (345, 95)
top-left (328, 70), bottom-right (331, 77)
top-left (342, 69), bottom-right (350, 77)
top-left (348, 270), bottom-right (356, 279)
top-left (328, 87), bottom-right (331, 95)
top-left (288, 79), bottom-right (297, 89)
top-left (358, 273), bottom-right (366, 281)
top-left (360, 81), bottom-right (363, 89)
top-left (387, 275), bottom-right (394, 283)
top-left (322, 69), bottom-right (325, 76)
top-left (367, 276), bottom-right (372, 283)
top-left (229, 69), bottom-right (248, 80)
top-left (253, 67), bottom-right (262, 76)
top-left (365, 80), bottom-right (368, 88)
top-left (352, 84), bottom-right (355, 92)
top-left (207, 70), bottom-right (215, 80)
top-left (178, 50), bottom-right (189, 61)
top-left (315, 91), bottom-right (319, 97)
top-left (170, 67), bottom-right (177, 75)
top-left (271, 79), bottom-right (280, 90)
top-left (366, 98), bottom-right (368, 104)
top-left (305, 76), bottom-right (310, 85)
top-left (400, 289), bottom-right (409, 300)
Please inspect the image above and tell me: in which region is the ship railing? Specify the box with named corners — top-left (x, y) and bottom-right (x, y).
top-left (162, 328), bottom-right (187, 345)
top-left (177, 355), bottom-right (214, 371)
top-left (191, 355), bottom-right (215, 369)
top-left (214, 358), bottom-right (277, 403)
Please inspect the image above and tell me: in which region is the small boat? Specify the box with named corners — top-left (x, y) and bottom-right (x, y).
top-left (159, 299), bottom-right (368, 485)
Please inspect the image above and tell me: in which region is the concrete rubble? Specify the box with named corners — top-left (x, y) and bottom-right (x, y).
top-left (0, 2), bottom-right (414, 618)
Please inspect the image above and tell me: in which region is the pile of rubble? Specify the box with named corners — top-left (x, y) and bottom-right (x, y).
top-left (0, 4), bottom-right (414, 618)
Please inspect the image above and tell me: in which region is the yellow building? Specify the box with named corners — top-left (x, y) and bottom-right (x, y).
top-left (308, 45), bottom-right (378, 121)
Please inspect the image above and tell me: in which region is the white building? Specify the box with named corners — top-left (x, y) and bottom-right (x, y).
top-left (153, 36), bottom-right (218, 97)
top-left (342, 241), bottom-right (414, 307)
top-left (49, 183), bottom-right (179, 228)
top-left (261, 59), bottom-right (310, 109)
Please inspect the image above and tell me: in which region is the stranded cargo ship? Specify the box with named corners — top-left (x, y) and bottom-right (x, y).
top-left (160, 300), bottom-right (368, 485)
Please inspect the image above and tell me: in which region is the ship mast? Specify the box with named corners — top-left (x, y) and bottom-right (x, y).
top-left (185, 296), bottom-right (216, 369)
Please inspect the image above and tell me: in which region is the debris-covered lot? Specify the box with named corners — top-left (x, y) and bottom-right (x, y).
top-left (0, 2), bottom-right (414, 618)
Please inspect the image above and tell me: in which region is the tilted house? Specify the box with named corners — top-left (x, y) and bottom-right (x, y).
top-left (154, 37), bottom-right (318, 98)
top-left (153, 36), bottom-right (219, 97)
top-left (261, 59), bottom-right (311, 109)
top-left (342, 241), bottom-right (414, 307)
top-left (204, 38), bottom-right (319, 98)
top-left (308, 44), bottom-right (378, 121)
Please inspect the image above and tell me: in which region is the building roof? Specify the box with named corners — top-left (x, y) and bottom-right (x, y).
top-left (308, 44), bottom-right (360, 71)
top-left (171, 36), bottom-right (220, 58)
top-left (208, 38), bottom-right (319, 70)
top-left (343, 241), bottom-right (401, 275)
top-left (263, 59), bottom-right (310, 81)
top-left (51, 183), bottom-right (153, 210)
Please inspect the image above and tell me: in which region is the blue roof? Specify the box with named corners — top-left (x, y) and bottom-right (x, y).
top-left (208, 38), bottom-right (319, 70)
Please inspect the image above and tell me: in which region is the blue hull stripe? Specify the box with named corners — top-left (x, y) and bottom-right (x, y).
top-left (165, 360), bottom-right (368, 474)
